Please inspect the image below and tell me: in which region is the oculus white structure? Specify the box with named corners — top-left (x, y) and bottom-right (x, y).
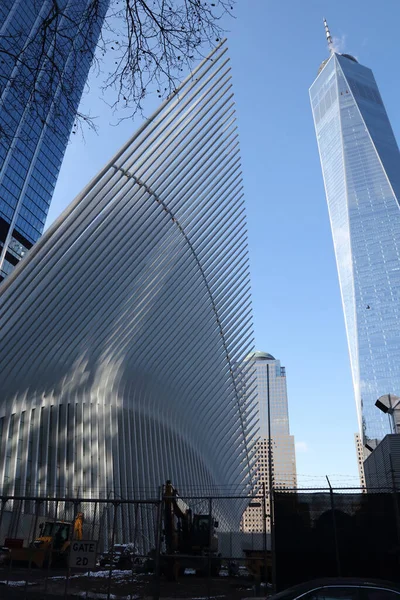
top-left (0, 42), bottom-right (258, 505)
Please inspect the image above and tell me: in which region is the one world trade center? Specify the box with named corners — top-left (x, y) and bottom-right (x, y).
top-left (310, 20), bottom-right (400, 451)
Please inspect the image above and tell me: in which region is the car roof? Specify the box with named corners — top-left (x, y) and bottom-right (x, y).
top-left (271, 578), bottom-right (400, 599)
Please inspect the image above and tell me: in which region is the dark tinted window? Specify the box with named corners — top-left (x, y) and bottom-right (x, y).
top-left (363, 589), bottom-right (400, 600)
top-left (301, 588), bottom-right (360, 600)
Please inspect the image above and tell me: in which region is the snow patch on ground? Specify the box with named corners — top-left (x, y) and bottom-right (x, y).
top-left (191, 596), bottom-right (226, 599)
top-left (0, 580), bottom-right (38, 587)
top-left (76, 594), bottom-right (140, 600)
top-left (76, 570), bottom-right (135, 580)
top-left (49, 569), bottom-right (137, 582)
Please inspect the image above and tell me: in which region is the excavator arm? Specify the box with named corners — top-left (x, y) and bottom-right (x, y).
top-left (73, 513), bottom-right (84, 540)
top-left (164, 481), bottom-right (192, 553)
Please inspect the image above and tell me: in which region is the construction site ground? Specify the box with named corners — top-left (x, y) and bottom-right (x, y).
top-left (0, 566), bottom-right (267, 600)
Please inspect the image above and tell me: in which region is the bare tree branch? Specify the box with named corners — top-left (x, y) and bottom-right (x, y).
top-left (0, 0), bottom-right (234, 143)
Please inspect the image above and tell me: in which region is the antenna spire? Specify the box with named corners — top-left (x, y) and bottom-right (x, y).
top-left (323, 17), bottom-right (334, 53)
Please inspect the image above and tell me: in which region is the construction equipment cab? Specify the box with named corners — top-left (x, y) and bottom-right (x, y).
top-left (6, 512), bottom-right (84, 568)
top-left (34, 512), bottom-right (83, 553)
top-left (35, 521), bottom-right (70, 551)
top-left (162, 480), bottom-right (220, 578)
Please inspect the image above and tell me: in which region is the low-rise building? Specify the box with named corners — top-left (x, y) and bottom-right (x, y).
top-left (355, 433), bottom-right (366, 491)
top-left (364, 434), bottom-right (400, 490)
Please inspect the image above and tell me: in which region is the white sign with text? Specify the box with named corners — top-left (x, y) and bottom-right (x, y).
top-left (69, 540), bottom-right (97, 569)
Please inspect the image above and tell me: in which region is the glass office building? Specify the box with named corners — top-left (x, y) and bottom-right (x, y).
top-left (0, 0), bottom-right (108, 281)
top-left (310, 44), bottom-right (400, 446)
top-left (242, 352), bottom-right (296, 533)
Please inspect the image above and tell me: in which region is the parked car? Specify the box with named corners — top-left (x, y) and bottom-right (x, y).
top-left (99, 544), bottom-right (141, 569)
top-left (268, 578), bottom-right (400, 599)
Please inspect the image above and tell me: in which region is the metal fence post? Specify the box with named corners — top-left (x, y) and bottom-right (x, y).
top-left (91, 500), bottom-right (98, 541)
top-left (0, 497), bottom-right (7, 542)
top-left (271, 487), bottom-right (277, 594)
top-left (133, 502), bottom-right (139, 550)
top-left (262, 482), bottom-right (268, 591)
top-left (207, 496), bottom-right (213, 600)
top-left (63, 500), bottom-right (81, 600)
top-left (44, 499), bottom-right (59, 598)
top-left (107, 501), bottom-right (119, 600)
top-left (12, 498), bottom-right (23, 539)
top-left (24, 498), bottom-right (42, 600)
top-left (326, 477), bottom-right (341, 576)
top-left (153, 487), bottom-right (164, 600)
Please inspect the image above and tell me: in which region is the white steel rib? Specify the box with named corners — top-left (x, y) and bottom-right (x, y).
top-left (0, 41), bottom-right (258, 506)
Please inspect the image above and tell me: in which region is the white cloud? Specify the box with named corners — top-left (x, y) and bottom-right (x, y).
top-left (295, 441), bottom-right (308, 453)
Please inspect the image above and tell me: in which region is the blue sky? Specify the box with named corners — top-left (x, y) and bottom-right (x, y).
top-left (48, 1), bottom-right (400, 487)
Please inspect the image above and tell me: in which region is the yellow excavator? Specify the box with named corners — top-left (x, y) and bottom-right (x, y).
top-left (5, 512), bottom-right (84, 568)
top-left (161, 481), bottom-right (221, 580)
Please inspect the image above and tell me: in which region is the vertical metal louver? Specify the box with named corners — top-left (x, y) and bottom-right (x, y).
top-left (0, 41), bottom-right (258, 512)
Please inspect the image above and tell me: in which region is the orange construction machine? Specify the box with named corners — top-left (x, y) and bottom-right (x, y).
top-left (5, 512), bottom-right (84, 568)
top-left (161, 481), bottom-right (221, 579)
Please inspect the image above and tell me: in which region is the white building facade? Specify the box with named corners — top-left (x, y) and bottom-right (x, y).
top-left (0, 42), bottom-right (258, 514)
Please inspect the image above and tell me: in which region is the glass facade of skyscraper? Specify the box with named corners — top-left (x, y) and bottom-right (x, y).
top-left (0, 0), bottom-right (108, 280)
top-left (242, 352), bottom-right (296, 533)
top-left (256, 353), bottom-right (290, 438)
top-left (310, 51), bottom-right (400, 445)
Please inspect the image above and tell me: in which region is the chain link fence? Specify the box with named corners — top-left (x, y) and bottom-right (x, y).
top-left (274, 487), bottom-right (400, 591)
top-left (0, 496), bottom-right (162, 600)
top-left (0, 491), bottom-right (269, 600)
top-left (0, 487), bottom-right (399, 599)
